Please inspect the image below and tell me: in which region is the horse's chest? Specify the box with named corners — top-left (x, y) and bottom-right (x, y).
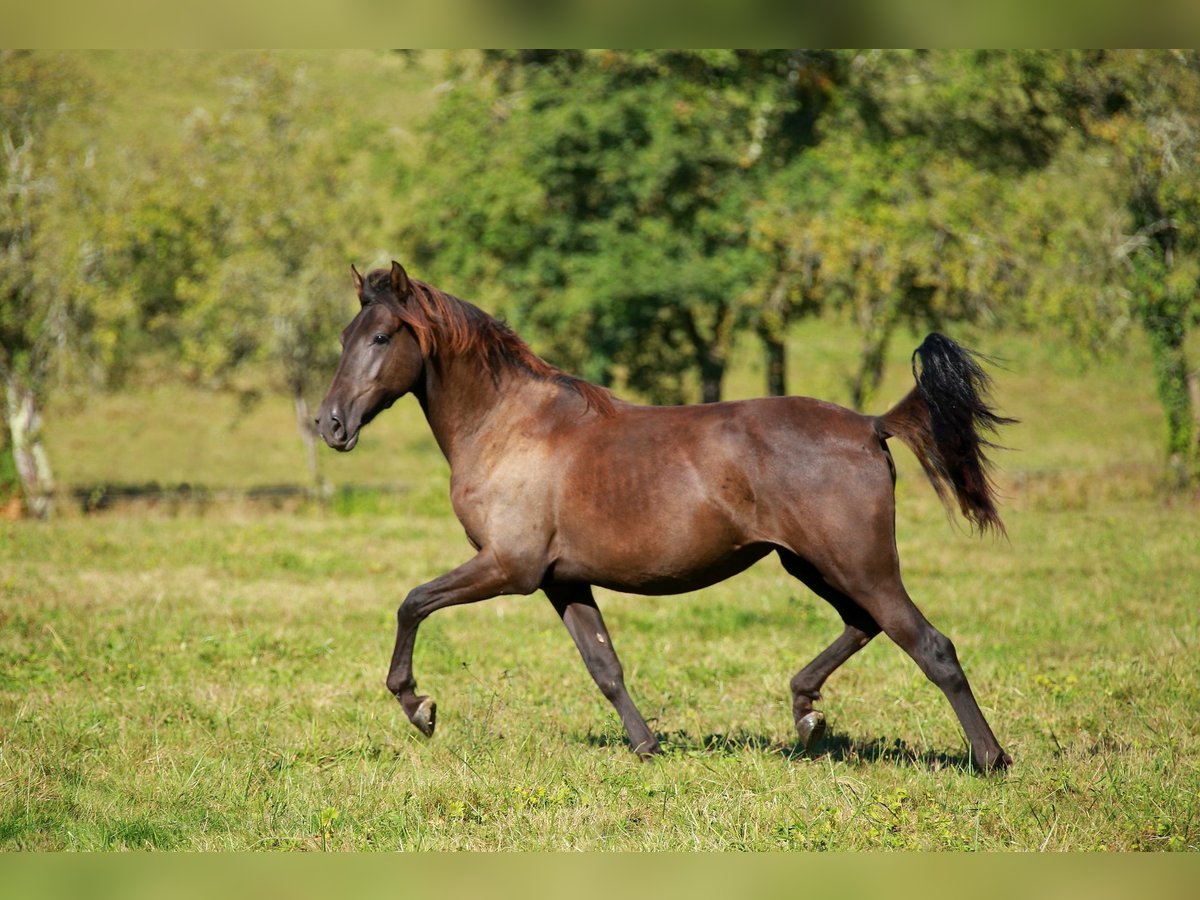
top-left (449, 462), bottom-right (554, 538)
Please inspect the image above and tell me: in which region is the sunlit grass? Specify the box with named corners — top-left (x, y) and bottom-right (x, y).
top-left (1, 497), bottom-right (1196, 850)
top-left (7, 323), bottom-right (1199, 849)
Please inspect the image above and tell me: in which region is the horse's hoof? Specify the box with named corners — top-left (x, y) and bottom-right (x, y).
top-left (632, 739), bottom-right (662, 760)
top-left (411, 695), bottom-right (436, 737)
top-left (977, 749), bottom-right (1012, 774)
top-left (796, 710), bottom-right (826, 749)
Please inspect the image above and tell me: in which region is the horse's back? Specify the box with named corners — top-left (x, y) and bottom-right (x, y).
top-left (572, 395), bottom-right (884, 490)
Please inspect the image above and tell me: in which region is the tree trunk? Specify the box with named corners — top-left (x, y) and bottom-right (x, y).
top-left (699, 355), bottom-right (725, 404)
top-left (757, 268), bottom-right (794, 398)
top-left (848, 285), bottom-right (903, 412)
top-left (1140, 303), bottom-right (1195, 488)
top-left (1188, 364), bottom-right (1200, 480)
top-left (4, 374), bottom-right (55, 519)
top-left (680, 303), bottom-right (731, 404)
top-left (292, 389), bottom-right (326, 500)
top-left (849, 330), bottom-right (891, 412)
top-left (762, 331), bottom-right (787, 397)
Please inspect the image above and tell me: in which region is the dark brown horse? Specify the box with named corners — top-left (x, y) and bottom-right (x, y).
top-left (316, 261), bottom-right (1015, 771)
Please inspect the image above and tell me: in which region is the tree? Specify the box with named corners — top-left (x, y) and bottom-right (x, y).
top-left (758, 50), bottom-right (1080, 409)
top-left (131, 55), bottom-right (387, 491)
top-left (811, 50), bottom-right (1200, 485)
top-left (745, 180), bottom-right (824, 398)
top-left (407, 50), bottom-right (838, 403)
top-left (974, 50), bottom-right (1200, 487)
top-left (0, 52), bottom-right (95, 518)
top-left (1077, 50), bottom-right (1200, 486)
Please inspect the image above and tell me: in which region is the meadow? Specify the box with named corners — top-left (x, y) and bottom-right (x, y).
top-left (1, 319), bottom-right (1198, 850)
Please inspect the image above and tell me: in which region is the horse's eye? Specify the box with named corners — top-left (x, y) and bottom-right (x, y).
top-left (372, 333), bottom-right (390, 345)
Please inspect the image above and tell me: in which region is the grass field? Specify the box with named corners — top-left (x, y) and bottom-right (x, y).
top-left (2, 319), bottom-right (1199, 850)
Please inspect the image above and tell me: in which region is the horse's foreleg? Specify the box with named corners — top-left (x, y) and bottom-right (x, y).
top-left (386, 550), bottom-right (518, 737)
top-left (545, 583), bottom-right (660, 757)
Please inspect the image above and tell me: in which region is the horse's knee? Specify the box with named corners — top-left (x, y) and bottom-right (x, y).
top-left (397, 590), bottom-right (426, 628)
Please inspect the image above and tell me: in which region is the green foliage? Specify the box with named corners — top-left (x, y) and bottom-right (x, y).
top-left (750, 49), bottom-right (1200, 471)
top-left (1107, 53), bottom-right (1200, 482)
top-left (407, 51), bottom-right (838, 402)
top-left (7, 49), bottom-right (1200, 493)
top-left (756, 51), bottom-right (1086, 407)
top-left (841, 50), bottom-right (1087, 172)
top-left (0, 432), bottom-right (17, 502)
top-left (0, 52), bottom-right (93, 388)
top-left (933, 50), bottom-right (1200, 485)
top-left (0, 51), bottom-right (102, 516)
top-left (77, 54), bottom-right (399, 488)
top-left (152, 56), bottom-right (380, 396)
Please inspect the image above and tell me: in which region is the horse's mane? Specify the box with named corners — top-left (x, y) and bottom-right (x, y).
top-left (363, 271), bottom-right (615, 417)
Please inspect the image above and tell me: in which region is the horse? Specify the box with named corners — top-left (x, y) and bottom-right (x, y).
top-left (315, 261), bottom-right (1015, 772)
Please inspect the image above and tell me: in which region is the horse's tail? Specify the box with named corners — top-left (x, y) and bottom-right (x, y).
top-left (875, 333), bottom-right (1015, 536)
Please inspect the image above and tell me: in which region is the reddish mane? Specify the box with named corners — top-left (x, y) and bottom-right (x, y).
top-left (362, 271), bottom-right (615, 417)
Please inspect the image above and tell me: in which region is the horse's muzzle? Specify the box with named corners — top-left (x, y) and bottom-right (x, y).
top-left (316, 405), bottom-right (358, 452)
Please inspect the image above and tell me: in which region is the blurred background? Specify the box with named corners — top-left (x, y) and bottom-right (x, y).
top-left (2, 49), bottom-right (1198, 514)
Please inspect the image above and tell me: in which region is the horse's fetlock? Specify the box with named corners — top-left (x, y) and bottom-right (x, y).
top-left (386, 674), bottom-right (413, 697)
top-left (790, 678), bottom-right (820, 702)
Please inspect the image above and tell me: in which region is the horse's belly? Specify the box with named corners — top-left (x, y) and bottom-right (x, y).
top-left (551, 537), bottom-right (771, 596)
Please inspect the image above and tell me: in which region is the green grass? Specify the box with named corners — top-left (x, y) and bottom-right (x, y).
top-left (2, 498), bottom-right (1197, 850)
top-left (4, 320), bottom-right (1199, 850)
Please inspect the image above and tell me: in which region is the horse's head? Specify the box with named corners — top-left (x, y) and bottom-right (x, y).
top-left (316, 261), bottom-right (425, 452)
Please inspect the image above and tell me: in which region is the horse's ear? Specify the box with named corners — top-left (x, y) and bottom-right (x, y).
top-left (350, 264), bottom-right (364, 296)
top-left (390, 260), bottom-right (411, 299)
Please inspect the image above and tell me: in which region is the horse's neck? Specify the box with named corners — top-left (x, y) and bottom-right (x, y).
top-left (416, 354), bottom-right (519, 467)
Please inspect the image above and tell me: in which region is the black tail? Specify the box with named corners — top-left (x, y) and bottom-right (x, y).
top-left (876, 333), bottom-right (1015, 535)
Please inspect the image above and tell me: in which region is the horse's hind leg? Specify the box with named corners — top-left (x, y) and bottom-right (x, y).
top-left (861, 585), bottom-right (1010, 771)
top-left (780, 546), bottom-right (1009, 771)
top-left (545, 582), bottom-right (660, 757)
top-left (779, 550), bottom-right (881, 748)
